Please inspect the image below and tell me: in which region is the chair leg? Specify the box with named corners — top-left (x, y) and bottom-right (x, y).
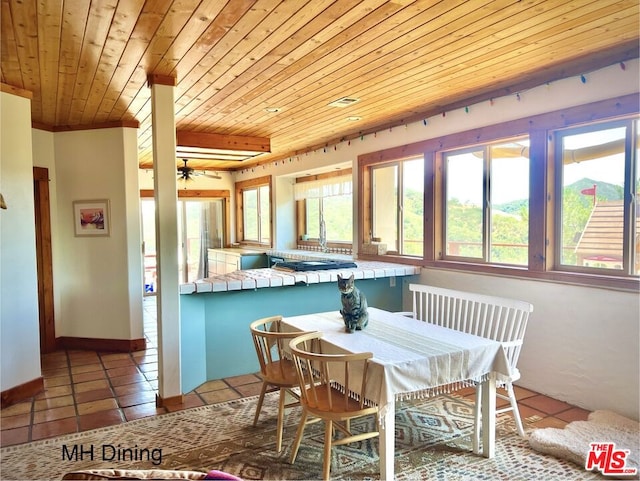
top-left (276, 388), bottom-right (286, 452)
top-left (289, 410), bottom-right (308, 464)
top-left (253, 382), bottom-right (268, 427)
top-left (506, 383), bottom-right (525, 437)
top-left (323, 420), bottom-right (333, 481)
top-left (472, 383), bottom-right (482, 454)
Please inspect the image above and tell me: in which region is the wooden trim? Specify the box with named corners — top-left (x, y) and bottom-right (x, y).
top-left (425, 260), bottom-right (640, 292)
top-left (155, 393), bottom-right (184, 407)
top-left (32, 122), bottom-right (55, 132)
top-left (140, 189), bottom-right (230, 199)
top-left (0, 82), bottom-right (33, 99)
top-left (33, 167), bottom-right (56, 353)
top-left (177, 130), bottom-right (270, 153)
top-left (296, 200), bottom-right (305, 240)
top-left (235, 175), bottom-right (271, 190)
top-left (235, 175), bottom-right (272, 246)
top-left (56, 337), bottom-right (146, 352)
top-left (295, 168), bottom-right (352, 183)
top-left (32, 121), bottom-right (139, 132)
top-left (147, 74), bottom-right (177, 87)
top-left (1, 377), bottom-right (44, 408)
top-left (528, 130), bottom-right (549, 272)
top-left (51, 120), bottom-right (139, 131)
top-left (33, 167), bottom-right (49, 181)
top-left (424, 151), bottom-right (437, 261)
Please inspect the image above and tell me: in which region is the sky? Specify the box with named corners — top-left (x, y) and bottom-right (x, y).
top-left (444, 125), bottom-right (632, 206)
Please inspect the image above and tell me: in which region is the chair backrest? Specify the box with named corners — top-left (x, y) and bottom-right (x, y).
top-left (289, 332), bottom-right (376, 415)
top-left (408, 284), bottom-right (534, 370)
top-left (250, 315), bottom-right (302, 378)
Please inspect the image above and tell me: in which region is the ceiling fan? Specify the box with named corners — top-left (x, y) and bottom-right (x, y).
top-left (177, 159), bottom-right (221, 181)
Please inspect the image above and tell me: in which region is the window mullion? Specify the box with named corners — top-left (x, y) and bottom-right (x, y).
top-left (623, 120), bottom-right (636, 274)
top-left (483, 147), bottom-right (491, 262)
top-left (397, 162), bottom-right (403, 254)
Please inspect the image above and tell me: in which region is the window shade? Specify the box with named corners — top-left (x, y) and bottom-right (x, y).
top-left (294, 174), bottom-right (352, 200)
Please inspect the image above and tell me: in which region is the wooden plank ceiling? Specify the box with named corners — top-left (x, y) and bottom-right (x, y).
top-left (1, 0), bottom-right (638, 172)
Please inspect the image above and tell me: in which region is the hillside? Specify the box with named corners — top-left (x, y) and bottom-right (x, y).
top-left (495, 178), bottom-right (623, 213)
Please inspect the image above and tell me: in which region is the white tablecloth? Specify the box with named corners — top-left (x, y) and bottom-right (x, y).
top-left (282, 307), bottom-right (512, 418)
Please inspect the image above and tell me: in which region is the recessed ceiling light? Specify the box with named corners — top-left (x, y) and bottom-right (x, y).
top-left (328, 97), bottom-right (360, 108)
top-left (265, 107), bottom-right (281, 113)
top-left (347, 116), bottom-right (361, 121)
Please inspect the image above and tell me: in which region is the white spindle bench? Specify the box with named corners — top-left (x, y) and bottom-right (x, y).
top-left (406, 283), bottom-right (534, 443)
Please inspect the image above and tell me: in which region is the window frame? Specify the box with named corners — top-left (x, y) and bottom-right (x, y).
top-left (440, 137), bottom-right (531, 267)
top-left (358, 93), bottom-right (639, 291)
top-left (295, 168), bottom-right (353, 249)
top-left (552, 118), bottom-right (638, 277)
top-left (368, 157), bottom-right (425, 257)
top-left (235, 175), bottom-right (272, 247)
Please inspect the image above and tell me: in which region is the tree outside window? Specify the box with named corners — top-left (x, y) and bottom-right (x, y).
top-left (444, 139), bottom-right (530, 266)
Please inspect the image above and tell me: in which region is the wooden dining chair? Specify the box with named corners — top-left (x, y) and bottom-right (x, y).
top-left (288, 332), bottom-right (379, 481)
top-left (250, 315), bottom-right (305, 453)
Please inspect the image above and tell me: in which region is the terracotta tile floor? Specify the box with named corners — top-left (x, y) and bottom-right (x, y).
top-left (0, 297), bottom-right (590, 448)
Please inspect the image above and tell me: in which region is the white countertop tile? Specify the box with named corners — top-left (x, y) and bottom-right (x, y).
top-left (180, 261), bottom-right (420, 294)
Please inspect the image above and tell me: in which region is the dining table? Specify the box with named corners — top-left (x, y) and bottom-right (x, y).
top-left (281, 307), bottom-right (512, 480)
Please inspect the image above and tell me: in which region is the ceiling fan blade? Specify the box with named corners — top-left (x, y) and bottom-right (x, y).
top-left (202, 172), bottom-right (222, 179)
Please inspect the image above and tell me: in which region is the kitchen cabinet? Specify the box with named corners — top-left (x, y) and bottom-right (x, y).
top-left (207, 248), bottom-right (268, 276)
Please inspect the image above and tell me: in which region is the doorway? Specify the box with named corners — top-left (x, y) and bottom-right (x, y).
top-left (140, 195), bottom-right (227, 293)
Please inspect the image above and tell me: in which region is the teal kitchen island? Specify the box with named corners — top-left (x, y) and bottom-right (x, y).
top-left (178, 260), bottom-right (420, 392)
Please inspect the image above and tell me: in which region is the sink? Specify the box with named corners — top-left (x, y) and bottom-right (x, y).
top-left (273, 259), bottom-right (357, 272)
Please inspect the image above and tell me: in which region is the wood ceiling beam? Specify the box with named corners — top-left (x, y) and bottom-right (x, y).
top-left (176, 131), bottom-right (270, 153)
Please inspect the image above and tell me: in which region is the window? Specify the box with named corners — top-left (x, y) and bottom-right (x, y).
top-left (443, 139), bottom-right (530, 266)
top-left (368, 157), bottom-right (424, 256)
top-left (295, 170), bottom-right (352, 245)
top-left (358, 94), bottom-right (638, 290)
top-left (554, 119), bottom-right (638, 275)
top-left (236, 176), bottom-right (271, 246)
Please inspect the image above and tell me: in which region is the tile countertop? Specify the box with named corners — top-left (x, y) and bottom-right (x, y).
top-left (266, 249), bottom-right (353, 261)
top-left (179, 260), bottom-right (421, 294)
top-left (208, 247), bottom-right (267, 256)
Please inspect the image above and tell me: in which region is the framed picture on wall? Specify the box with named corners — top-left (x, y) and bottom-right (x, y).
top-left (73, 199), bottom-right (110, 237)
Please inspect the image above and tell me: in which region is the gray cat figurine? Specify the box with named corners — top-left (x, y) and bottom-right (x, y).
top-left (338, 273), bottom-right (368, 333)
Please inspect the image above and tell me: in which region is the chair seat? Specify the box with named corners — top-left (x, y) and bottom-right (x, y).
top-left (303, 383), bottom-right (376, 419)
top-left (261, 359), bottom-right (298, 386)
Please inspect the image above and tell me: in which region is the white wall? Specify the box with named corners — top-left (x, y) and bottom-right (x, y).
top-left (413, 270), bottom-right (639, 421)
top-left (53, 128), bottom-right (143, 340)
top-left (122, 128), bottom-right (144, 338)
top-left (274, 176), bottom-right (296, 249)
top-left (0, 91), bottom-right (42, 391)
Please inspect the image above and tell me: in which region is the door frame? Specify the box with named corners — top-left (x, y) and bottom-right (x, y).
top-left (33, 167), bottom-right (56, 353)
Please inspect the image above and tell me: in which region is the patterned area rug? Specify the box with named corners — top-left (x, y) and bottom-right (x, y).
top-left (0, 392), bottom-right (601, 480)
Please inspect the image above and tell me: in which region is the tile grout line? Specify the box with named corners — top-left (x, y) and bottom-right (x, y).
top-left (98, 351), bottom-right (125, 424)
